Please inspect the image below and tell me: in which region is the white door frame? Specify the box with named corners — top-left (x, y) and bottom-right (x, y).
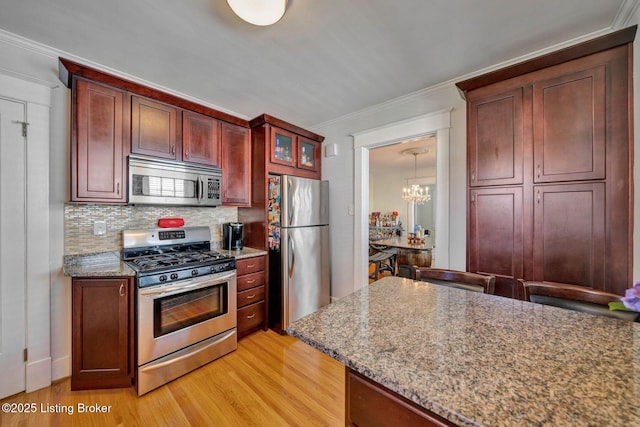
top-left (0, 72), bottom-right (52, 393)
top-left (353, 109), bottom-right (451, 290)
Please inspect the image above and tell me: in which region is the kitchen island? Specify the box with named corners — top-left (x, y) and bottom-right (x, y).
top-left (287, 276), bottom-right (640, 426)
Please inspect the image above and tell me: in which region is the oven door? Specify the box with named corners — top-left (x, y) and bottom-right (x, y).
top-left (138, 270), bottom-right (237, 365)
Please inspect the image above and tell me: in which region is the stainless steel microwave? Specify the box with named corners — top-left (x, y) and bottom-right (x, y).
top-left (128, 155), bottom-right (222, 206)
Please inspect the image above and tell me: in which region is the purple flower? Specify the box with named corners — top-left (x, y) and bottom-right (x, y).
top-left (621, 282), bottom-right (640, 311)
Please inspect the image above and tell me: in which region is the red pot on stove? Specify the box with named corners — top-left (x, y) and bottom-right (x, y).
top-left (157, 218), bottom-right (185, 228)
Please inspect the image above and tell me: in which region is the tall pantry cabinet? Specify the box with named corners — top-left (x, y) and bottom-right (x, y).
top-left (456, 26), bottom-right (636, 298)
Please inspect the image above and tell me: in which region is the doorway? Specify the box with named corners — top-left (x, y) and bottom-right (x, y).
top-left (353, 109), bottom-right (451, 290)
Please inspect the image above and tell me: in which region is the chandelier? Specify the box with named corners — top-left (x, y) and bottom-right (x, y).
top-left (401, 150), bottom-right (431, 205)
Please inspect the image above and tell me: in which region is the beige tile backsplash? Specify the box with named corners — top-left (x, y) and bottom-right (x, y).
top-left (64, 203), bottom-right (238, 255)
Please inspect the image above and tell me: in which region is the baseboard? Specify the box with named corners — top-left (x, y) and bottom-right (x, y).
top-left (51, 355), bottom-right (70, 382)
top-left (26, 357), bottom-right (52, 393)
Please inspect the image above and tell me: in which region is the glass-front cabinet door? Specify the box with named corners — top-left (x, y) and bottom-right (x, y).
top-left (298, 138), bottom-right (319, 172)
top-left (270, 127), bottom-right (297, 167)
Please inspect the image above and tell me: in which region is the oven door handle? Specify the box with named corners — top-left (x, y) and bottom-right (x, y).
top-left (140, 271), bottom-right (236, 298)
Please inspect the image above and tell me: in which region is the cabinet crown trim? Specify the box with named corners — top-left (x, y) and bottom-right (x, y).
top-left (455, 25), bottom-right (637, 97)
top-left (59, 57), bottom-right (250, 128)
top-left (249, 114), bottom-right (325, 142)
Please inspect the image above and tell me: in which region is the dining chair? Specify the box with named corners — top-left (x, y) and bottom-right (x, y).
top-left (413, 267), bottom-right (496, 294)
top-left (519, 280), bottom-right (640, 322)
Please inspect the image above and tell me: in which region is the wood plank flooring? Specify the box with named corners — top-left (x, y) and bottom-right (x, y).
top-left (0, 330), bottom-right (345, 426)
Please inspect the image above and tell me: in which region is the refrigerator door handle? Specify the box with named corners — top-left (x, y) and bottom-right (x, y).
top-left (287, 178), bottom-right (294, 226)
top-left (287, 234), bottom-right (295, 278)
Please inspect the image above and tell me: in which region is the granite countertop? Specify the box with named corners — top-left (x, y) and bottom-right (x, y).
top-left (63, 247), bottom-right (267, 277)
top-left (287, 276), bottom-right (640, 427)
top-left (63, 251), bottom-right (135, 277)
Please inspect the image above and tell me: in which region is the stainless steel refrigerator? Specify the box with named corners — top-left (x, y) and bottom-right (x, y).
top-left (268, 175), bottom-right (330, 333)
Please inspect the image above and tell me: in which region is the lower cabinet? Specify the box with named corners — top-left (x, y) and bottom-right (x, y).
top-left (236, 255), bottom-right (267, 338)
top-left (71, 277), bottom-right (133, 390)
top-left (346, 367), bottom-right (455, 427)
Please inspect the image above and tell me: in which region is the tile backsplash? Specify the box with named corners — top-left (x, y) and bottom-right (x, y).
top-left (64, 203), bottom-right (238, 255)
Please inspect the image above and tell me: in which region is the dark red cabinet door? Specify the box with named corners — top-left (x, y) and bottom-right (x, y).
top-left (72, 78), bottom-right (126, 202)
top-left (468, 187), bottom-right (523, 298)
top-left (183, 110), bottom-right (221, 167)
top-left (533, 183), bottom-right (605, 289)
top-left (221, 122), bottom-right (251, 205)
top-left (72, 277), bottom-right (132, 390)
top-left (533, 66), bottom-right (606, 183)
top-left (131, 96), bottom-right (178, 160)
top-left (468, 87), bottom-right (524, 187)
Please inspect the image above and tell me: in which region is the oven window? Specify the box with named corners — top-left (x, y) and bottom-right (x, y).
top-left (153, 282), bottom-right (228, 338)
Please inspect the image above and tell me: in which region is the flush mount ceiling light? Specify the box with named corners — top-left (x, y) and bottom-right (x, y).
top-left (226, 0), bottom-right (288, 26)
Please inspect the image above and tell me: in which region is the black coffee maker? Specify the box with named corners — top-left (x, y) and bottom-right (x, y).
top-left (222, 222), bottom-right (244, 250)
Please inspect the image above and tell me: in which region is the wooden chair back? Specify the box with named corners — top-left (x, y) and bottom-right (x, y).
top-left (413, 267), bottom-right (496, 294)
top-left (519, 280), bottom-right (639, 322)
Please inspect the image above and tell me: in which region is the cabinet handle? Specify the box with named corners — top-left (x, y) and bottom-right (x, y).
top-left (185, 150), bottom-right (189, 158)
top-left (117, 182), bottom-right (120, 195)
top-left (246, 294), bottom-right (256, 299)
top-left (247, 264), bottom-right (256, 268)
top-left (246, 313), bottom-right (256, 319)
top-left (119, 284), bottom-right (125, 297)
top-left (471, 194), bottom-right (476, 203)
top-left (537, 189), bottom-right (541, 204)
top-left (171, 146), bottom-right (175, 155)
top-left (246, 279), bottom-right (256, 284)
top-left (471, 171), bottom-right (475, 182)
top-left (537, 164), bottom-right (541, 179)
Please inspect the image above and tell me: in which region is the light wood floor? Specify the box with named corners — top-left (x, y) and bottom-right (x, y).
top-left (0, 330), bottom-right (345, 426)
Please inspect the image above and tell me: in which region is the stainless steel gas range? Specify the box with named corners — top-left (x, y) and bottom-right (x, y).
top-left (123, 226), bottom-right (237, 395)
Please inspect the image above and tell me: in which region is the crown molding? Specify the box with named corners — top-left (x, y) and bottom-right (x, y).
top-left (612, 0), bottom-right (640, 29)
top-left (0, 28), bottom-right (249, 119)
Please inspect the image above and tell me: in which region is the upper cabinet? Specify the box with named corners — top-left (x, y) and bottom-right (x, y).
top-left (183, 110), bottom-right (221, 167)
top-left (221, 122), bottom-right (251, 206)
top-left (131, 96), bottom-right (178, 160)
top-left (468, 86), bottom-right (524, 187)
top-left (252, 114), bottom-right (324, 180)
top-left (532, 66), bottom-right (606, 183)
top-left (59, 58), bottom-right (253, 206)
top-left (71, 77), bottom-right (128, 203)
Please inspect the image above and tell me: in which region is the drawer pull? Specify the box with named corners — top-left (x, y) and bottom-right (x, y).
top-left (247, 313), bottom-right (256, 319)
top-left (246, 294), bottom-right (256, 299)
top-left (246, 279), bottom-right (256, 284)
top-left (247, 264), bottom-right (256, 268)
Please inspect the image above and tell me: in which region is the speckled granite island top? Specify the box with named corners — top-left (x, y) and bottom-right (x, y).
top-left (287, 276), bottom-right (640, 427)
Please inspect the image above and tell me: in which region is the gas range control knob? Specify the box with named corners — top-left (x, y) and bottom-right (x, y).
top-left (210, 266), bottom-right (217, 273)
top-left (159, 275), bottom-right (167, 282)
top-left (191, 269), bottom-right (199, 277)
top-left (170, 273), bottom-right (178, 280)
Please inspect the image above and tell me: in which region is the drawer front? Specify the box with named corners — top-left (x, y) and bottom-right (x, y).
top-left (237, 256), bottom-right (265, 276)
top-left (237, 286), bottom-right (265, 308)
top-left (237, 271), bottom-right (265, 292)
top-left (238, 301), bottom-right (265, 332)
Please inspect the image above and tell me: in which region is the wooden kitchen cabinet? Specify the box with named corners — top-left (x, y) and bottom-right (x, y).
top-left (251, 114), bottom-right (324, 180)
top-left (71, 78), bottom-right (128, 203)
top-left (71, 277), bottom-right (133, 390)
top-left (457, 26), bottom-right (635, 297)
top-left (468, 86), bottom-right (524, 187)
top-left (221, 121), bottom-right (251, 206)
top-left (131, 95), bottom-right (179, 160)
top-left (236, 255), bottom-right (267, 338)
top-left (183, 110), bottom-right (221, 167)
top-left (468, 187), bottom-right (523, 299)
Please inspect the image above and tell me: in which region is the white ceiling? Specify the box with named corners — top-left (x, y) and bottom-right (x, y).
top-left (0, 0), bottom-right (628, 128)
top-left (369, 136), bottom-right (437, 178)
